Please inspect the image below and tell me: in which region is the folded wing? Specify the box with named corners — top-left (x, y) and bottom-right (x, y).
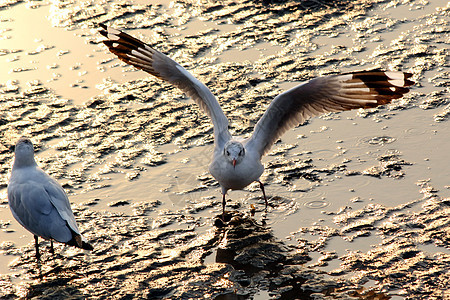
top-left (8, 182), bottom-right (73, 242)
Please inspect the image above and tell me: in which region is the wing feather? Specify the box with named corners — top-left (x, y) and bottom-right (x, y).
top-left (7, 181), bottom-right (71, 242)
top-left (246, 71), bottom-right (413, 156)
top-left (99, 23), bottom-right (231, 149)
top-left (43, 173), bottom-right (81, 236)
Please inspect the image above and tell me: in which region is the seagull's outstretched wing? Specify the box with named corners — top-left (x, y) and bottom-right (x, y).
top-left (99, 23), bottom-right (231, 149)
top-left (246, 71), bottom-right (414, 156)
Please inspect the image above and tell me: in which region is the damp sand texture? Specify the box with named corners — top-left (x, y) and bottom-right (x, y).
top-left (0, 0), bottom-right (449, 299)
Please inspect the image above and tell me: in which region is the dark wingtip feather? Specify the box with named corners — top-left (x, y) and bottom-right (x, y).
top-left (82, 241), bottom-right (94, 251)
top-left (66, 236), bottom-right (94, 251)
top-left (354, 71), bottom-right (413, 98)
top-left (405, 79), bottom-right (415, 87)
top-left (66, 227), bottom-right (94, 251)
top-left (98, 23), bottom-right (108, 38)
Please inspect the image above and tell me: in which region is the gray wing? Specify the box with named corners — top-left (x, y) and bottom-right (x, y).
top-left (7, 180), bottom-right (73, 243)
top-left (246, 71), bottom-right (414, 156)
top-left (41, 171), bottom-right (82, 237)
top-left (99, 23), bottom-right (231, 149)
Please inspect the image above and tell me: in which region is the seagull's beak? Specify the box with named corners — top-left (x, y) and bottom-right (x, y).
top-left (232, 159), bottom-right (236, 169)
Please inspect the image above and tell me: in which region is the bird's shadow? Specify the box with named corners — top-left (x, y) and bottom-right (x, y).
top-left (6, 240), bottom-right (91, 298)
top-left (21, 252), bottom-right (89, 299)
top-left (26, 276), bottom-right (85, 300)
top-left (210, 211), bottom-right (317, 299)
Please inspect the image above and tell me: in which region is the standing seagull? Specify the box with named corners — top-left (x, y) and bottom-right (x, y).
top-left (99, 24), bottom-right (413, 216)
top-left (7, 137), bottom-right (93, 260)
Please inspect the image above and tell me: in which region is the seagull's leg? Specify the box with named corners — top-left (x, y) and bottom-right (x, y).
top-left (258, 181), bottom-right (268, 209)
top-left (50, 240), bottom-right (55, 256)
top-left (34, 235), bottom-right (40, 261)
top-left (222, 193), bottom-right (226, 220)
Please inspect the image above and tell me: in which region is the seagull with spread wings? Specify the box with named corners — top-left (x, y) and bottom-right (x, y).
top-left (99, 24), bottom-right (413, 216)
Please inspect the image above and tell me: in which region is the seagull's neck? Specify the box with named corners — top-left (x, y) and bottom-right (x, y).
top-left (13, 154), bottom-right (37, 170)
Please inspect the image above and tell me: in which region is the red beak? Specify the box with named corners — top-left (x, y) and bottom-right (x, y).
top-left (232, 159), bottom-right (236, 168)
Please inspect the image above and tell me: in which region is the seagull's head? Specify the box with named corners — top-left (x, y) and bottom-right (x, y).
top-left (13, 137), bottom-right (36, 167)
top-left (15, 137), bottom-right (34, 153)
top-left (224, 141), bottom-right (245, 169)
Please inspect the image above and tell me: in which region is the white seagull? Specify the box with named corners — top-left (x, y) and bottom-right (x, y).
top-left (7, 137), bottom-right (93, 260)
top-left (99, 24), bottom-right (413, 216)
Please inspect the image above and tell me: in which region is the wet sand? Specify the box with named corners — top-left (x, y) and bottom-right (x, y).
top-left (0, 0), bottom-right (449, 299)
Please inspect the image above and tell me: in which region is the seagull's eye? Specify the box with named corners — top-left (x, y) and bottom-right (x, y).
top-left (226, 151), bottom-right (230, 156)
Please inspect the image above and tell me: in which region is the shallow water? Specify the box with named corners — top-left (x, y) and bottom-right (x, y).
top-left (0, 0), bottom-right (449, 299)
